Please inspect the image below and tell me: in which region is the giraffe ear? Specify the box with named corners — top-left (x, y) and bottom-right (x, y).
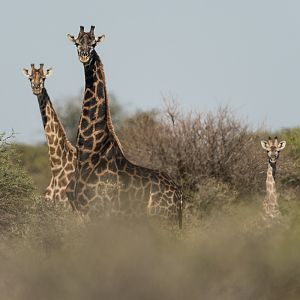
top-left (45, 68), bottom-right (52, 78)
top-left (278, 141), bottom-right (286, 150)
top-left (67, 34), bottom-right (76, 44)
top-left (22, 68), bottom-right (31, 79)
top-left (95, 34), bottom-right (105, 45)
top-left (261, 140), bottom-right (269, 150)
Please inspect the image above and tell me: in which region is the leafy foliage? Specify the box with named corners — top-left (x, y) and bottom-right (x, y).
top-left (15, 143), bottom-right (51, 193)
top-left (0, 134), bottom-right (35, 235)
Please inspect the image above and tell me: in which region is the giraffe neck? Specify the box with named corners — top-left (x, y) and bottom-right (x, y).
top-left (37, 88), bottom-right (75, 172)
top-left (263, 162), bottom-right (280, 219)
top-left (77, 50), bottom-right (123, 157)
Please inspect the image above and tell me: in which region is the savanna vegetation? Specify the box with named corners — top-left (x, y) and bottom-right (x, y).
top-left (1, 96), bottom-right (300, 299)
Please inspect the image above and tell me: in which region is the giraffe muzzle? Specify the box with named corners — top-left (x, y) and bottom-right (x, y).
top-left (32, 87), bottom-right (42, 95)
top-left (79, 51), bottom-right (90, 63)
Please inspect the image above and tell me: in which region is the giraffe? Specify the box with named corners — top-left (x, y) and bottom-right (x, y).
top-left (260, 136), bottom-right (286, 223)
top-left (66, 26), bottom-right (183, 228)
top-left (23, 64), bottom-right (77, 207)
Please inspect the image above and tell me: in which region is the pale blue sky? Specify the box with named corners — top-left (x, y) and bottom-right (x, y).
top-left (1, 0), bottom-right (300, 143)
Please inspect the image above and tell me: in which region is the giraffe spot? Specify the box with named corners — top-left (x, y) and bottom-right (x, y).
top-left (84, 185), bottom-right (97, 199)
top-left (116, 157), bottom-right (126, 171)
top-left (85, 97), bottom-right (97, 108)
top-left (52, 169), bottom-right (60, 177)
top-left (95, 121), bottom-right (104, 132)
top-left (108, 160), bottom-right (117, 173)
top-left (126, 164), bottom-right (135, 175)
top-left (90, 153), bottom-right (99, 164)
top-left (151, 183), bottom-right (160, 193)
top-left (83, 137), bottom-right (94, 150)
top-left (48, 135), bottom-right (54, 145)
top-left (60, 177), bottom-right (68, 187)
top-left (100, 138), bottom-right (112, 155)
top-left (118, 173), bottom-right (131, 189)
top-left (83, 125), bottom-right (93, 138)
top-left (151, 176), bottom-right (159, 184)
top-left (94, 131), bottom-right (104, 142)
top-left (97, 80), bottom-right (105, 95)
top-left (52, 156), bottom-right (61, 165)
top-left (88, 172), bottom-right (98, 184)
top-left (142, 177), bottom-right (150, 186)
top-left (136, 188), bottom-right (143, 201)
top-left (89, 106), bottom-right (97, 118)
top-left (85, 90), bottom-right (94, 99)
top-left (65, 163), bottom-right (74, 172)
top-left (132, 176), bottom-right (141, 189)
top-left (81, 118), bottom-right (89, 130)
top-left (82, 108), bottom-right (90, 116)
top-left (166, 190), bottom-right (174, 198)
top-left (96, 158), bottom-right (108, 174)
top-left (49, 146), bottom-right (55, 155)
top-left (99, 171), bottom-right (117, 183)
top-left (56, 147), bottom-right (62, 157)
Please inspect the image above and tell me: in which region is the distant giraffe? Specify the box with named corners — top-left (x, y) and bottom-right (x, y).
top-left (23, 64), bottom-right (77, 206)
top-left (67, 26), bottom-right (183, 228)
top-left (260, 136), bottom-right (286, 223)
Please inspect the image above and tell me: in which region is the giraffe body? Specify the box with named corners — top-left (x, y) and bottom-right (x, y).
top-left (23, 64), bottom-right (77, 206)
top-left (262, 163), bottom-right (280, 221)
top-left (67, 27), bottom-right (183, 227)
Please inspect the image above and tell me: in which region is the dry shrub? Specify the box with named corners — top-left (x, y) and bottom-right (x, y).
top-left (185, 178), bottom-right (237, 222)
top-left (118, 103), bottom-right (265, 199)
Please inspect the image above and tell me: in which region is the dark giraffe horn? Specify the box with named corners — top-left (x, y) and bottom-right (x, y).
top-left (80, 26), bottom-right (84, 33)
top-left (90, 25), bottom-right (95, 35)
top-left (30, 64), bottom-right (35, 71)
top-left (39, 63), bottom-right (44, 70)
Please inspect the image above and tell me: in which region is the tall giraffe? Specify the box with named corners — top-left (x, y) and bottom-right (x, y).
top-left (23, 64), bottom-right (77, 206)
top-left (67, 26), bottom-right (183, 228)
top-left (260, 136), bottom-right (286, 222)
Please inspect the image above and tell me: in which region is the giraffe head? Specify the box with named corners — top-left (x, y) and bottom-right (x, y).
top-left (261, 136), bottom-right (286, 164)
top-left (22, 64), bottom-right (52, 95)
top-left (67, 25), bottom-right (105, 64)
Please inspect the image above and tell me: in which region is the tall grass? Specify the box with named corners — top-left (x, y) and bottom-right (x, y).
top-left (1, 201), bottom-right (300, 300)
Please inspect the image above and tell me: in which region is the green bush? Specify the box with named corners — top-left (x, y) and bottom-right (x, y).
top-left (15, 143), bottom-right (51, 193)
top-left (0, 136), bottom-right (36, 235)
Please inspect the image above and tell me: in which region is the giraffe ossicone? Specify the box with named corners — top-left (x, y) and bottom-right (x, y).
top-left (66, 26), bottom-right (183, 228)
